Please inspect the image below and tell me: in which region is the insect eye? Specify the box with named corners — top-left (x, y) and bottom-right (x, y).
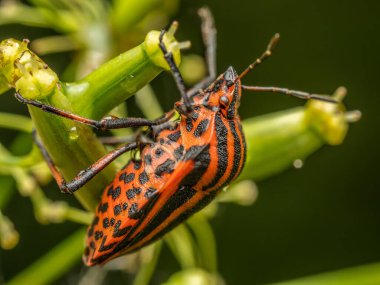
top-left (219, 96), bottom-right (229, 106)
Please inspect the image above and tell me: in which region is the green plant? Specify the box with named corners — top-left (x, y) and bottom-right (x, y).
top-left (0, 1), bottom-right (364, 284)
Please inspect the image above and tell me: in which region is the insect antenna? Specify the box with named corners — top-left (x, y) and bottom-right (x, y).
top-left (236, 33), bottom-right (280, 81)
top-left (237, 33), bottom-right (337, 103)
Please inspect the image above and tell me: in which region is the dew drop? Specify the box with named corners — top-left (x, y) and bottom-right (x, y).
top-left (293, 159), bottom-right (304, 169)
top-left (69, 126), bottom-right (79, 140)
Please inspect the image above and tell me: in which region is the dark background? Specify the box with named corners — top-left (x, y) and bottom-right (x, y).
top-left (1, 0), bottom-right (379, 284)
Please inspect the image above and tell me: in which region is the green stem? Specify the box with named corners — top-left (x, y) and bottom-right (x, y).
top-left (6, 228), bottom-right (85, 285)
top-left (0, 210), bottom-right (19, 250)
top-left (112, 0), bottom-right (160, 33)
top-left (271, 262), bottom-right (380, 285)
top-left (239, 90), bottom-right (356, 182)
top-left (1, 29), bottom-right (182, 211)
top-left (240, 107), bottom-right (322, 181)
top-left (0, 113), bottom-right (33, 132)
top-left (65, 207), bottom-right (93, 225)
top-left (65, 29), bottom-right (181, 119)
top-left (0, 154), bottom-right (92, 225)
top-left (0, 145), bottom-right (43, 168)
top-left (133, 242), bottom-right (163, 285)
top-left (187, 214), bottom-right (218, 272)
top-left (0, 176), bottom-right (14, 209)
top-left (135, 85), bottom-right (164, 119)
top-left (29, 102), bottom-right (114, 211)
top-left (0, 3), bottom-right (48, 28)
top-left (165, 224), bottom-right (197, 269)
top-left (65, 44), bottom-right (161, 119)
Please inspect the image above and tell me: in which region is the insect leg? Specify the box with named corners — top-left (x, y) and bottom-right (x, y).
top-left (33, 130), bottom-right (138, 194)
top-left (15, 92), bottom-right (172, 130)
top-left (159, 31), bottom-right (192, 113)
top-left (242, 85), bottom-right (337, 103)
top-left (187, 7), bottom-right (217, 97)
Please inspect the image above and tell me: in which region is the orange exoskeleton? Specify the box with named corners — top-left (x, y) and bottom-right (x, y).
top-left (15, 7), bottom-right (336, 265)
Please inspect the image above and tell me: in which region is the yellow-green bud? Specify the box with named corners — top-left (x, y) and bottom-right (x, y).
top-left (304, 87), bottom-right (354, 145)
top-left (144, 29), bottom-right (181, 71)
top-left (0, 38), bottom-right (58, 99)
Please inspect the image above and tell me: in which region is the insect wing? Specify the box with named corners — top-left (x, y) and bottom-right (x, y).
top-left (84, 147), bottom-right (206, 265)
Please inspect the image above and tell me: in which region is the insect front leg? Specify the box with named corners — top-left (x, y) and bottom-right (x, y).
top-left (100, 110), bottom-right (174, 145)
top-left (15, 92), bottom-right (168, 130)
top-left (159, 31), bottom-right (193, 113)
top-left (33, 130), bottom-right (138, 194)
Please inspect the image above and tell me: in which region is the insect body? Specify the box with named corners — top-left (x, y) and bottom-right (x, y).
top-left (15, 8), bottom-right (336, 266)
top-left (84, 67), bottom-right (246, 264)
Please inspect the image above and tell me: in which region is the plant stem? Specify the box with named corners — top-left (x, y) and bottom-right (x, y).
top-left (240, 107), bottom-right (321, 181)
top-left (65, 207), bottom-right (93, 225)
top-left (239, 90), bottom-right (357, 181)
top-left (135, 85), bottom-right (164, 119)
top-left (187, 214), bottom-right (218, 272)
top-left (6, 228), bottom-right (85, 285)
top-left (0, 113), bottom-right (33, 132)
top-left (1, 29), bottom-right (182, 211)
top-left (133, 242), bottom-right (163, 285)
top-left (165, 224), bottom-right (197, 269)
top-left (271, 262), bottom-right (380, 285)
top-left (0, 176), bottom-right (14, 209)
top-left (112, 0), bottom-right (160, 33)
top-left (28, 100), bottom-right (114, 211)
top-left (65, 29), bottom-right (181, 119)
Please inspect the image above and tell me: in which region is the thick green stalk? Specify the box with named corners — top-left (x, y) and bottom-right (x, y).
top-left (65, 44), bottom-right (158, 119)
top-left (6, 228), bottom-right (86, 285)
top-left (239, 89), bottom-right (358, 181)
top-left (240, 107), bottom-right (321, 181)
top-left (28, 93), bottom-right (115, 211)
top-left (65, 29), bottom-right (180, 119)
top-left (0, 30), bottom-right (181, 211)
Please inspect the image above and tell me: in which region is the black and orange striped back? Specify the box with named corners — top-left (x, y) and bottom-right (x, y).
top-left (84, 67), bottom-right (247, 266)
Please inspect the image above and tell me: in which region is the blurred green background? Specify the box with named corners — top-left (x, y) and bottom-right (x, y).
top-left (0, 0), bottom-right (379, 284)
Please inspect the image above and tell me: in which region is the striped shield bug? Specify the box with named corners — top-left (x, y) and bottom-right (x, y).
top-left (15, 7), bottom-right (337, 265)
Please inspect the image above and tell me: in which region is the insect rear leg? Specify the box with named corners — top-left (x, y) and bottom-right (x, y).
top-left (187, 7), bottom-right (217, 97)
top-left (15, 92), bottom-right (167, 130)
top-left (33, 130), bottom-right (138, 194)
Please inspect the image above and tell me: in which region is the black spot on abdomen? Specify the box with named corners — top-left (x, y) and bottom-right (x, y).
top-left (139, 172), bottom-right (149, 185)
